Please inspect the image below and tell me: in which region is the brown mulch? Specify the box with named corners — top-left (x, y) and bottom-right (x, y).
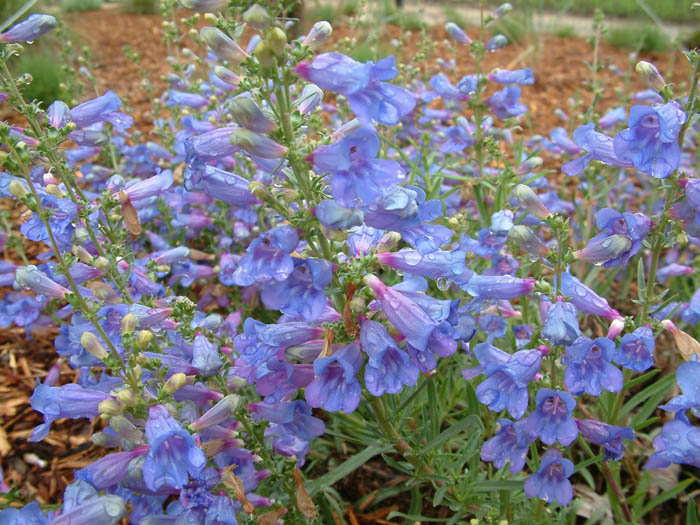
top-left (0, 6), bottom-right (695, 519)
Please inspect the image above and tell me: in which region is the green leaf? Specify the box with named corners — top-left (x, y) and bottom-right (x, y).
top-left (418, 414), bottom-right (483, 456)
top-left (471, 479), bottom-right (525, 493)
top-left (620, 373), bottom-right (675, 419)
top-left (636, 478), bottom-right (694, 520)
top-left (306, 442), bottom-right (392, 496)
top-left (687, 497), bottom-right (698, 525)
top-left (386, 511), bottom-right (454, 522)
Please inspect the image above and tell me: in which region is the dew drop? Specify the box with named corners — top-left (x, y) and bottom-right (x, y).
top-left (436, 277), bottom-right (450, 291)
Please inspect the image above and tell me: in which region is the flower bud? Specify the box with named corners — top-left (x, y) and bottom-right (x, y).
top-left (116, 388), bottom-right (137, 406)
top-left (494, 2), bottom-right (513, 18)
top-left (661, 319), bottom-right (700, 360)
top-left (485, 34), bottom-right (508, 51)
top-left (444, 22), bottom-right (471, 44)
top-left (513, 184), bottom-right (551, 219)
top-left (0, 14), bottom-right (57, 43)
top-left (254, 40), bottom-right (275, 67)
top-left (376, 232), bottom-right (402, 253)
top-left (302, 21), bottom-right (332, 50)
top-left (606, 318), bottom-right (626, 340)
top-left (121, 313), bottom-right (138, 334)
top-left (72, 245), bottom-right (93, 264)
top-left (635, 61), bottom-right (666, 92)
top-left (109, 415), bottom-right (144, 442)
top-left (229, 96), bottom-right (275, 133)
top-left (267, 27), bottom-right (287, 56)
top-left (162, 372), bottom-right (188, 395)
top-left (516, 156), bottom-right (543, 174)
top-left (230, 128), bottom-right (288, 158)
top-left (177, 0), bottom-right (227, 12)
top-left (508, 225), bottom-right (549, 256)
top-left (93, 256), bottom-right (110, 271)
top-left (200, 27), bottom-right (249, 64)
top-left (214, 66), bottom-right (240, 86)
top-left (243, 4), bottom-right (271, 30)
top-left (9, 180), bottom-right (29, 199)
top-left (573, 235), bottom-right (631, 265)
top-left (189, 394), bottom-right (242, 431)
top-left (98, 398), bottom-right (125, 416)
top-left (136, 329), bottom-right (153, 347)
top-left (15, 265), bottom-right (70, 299)
top-left (81, 331), bottom-right (108, 360)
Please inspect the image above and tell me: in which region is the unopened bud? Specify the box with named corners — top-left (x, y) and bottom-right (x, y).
top-left (509, 225), bottom-right (549, 256)
top-left (493, 2), bottom-right (513, 18)
top-left (243, 4), bottom-right (270, 30)
top-left (116, 388), bottom-right (137, 406)
top-left (661, 319), bottom-right (700, 360)
top-left (302, 21), bottom-right (332, 50)
top-left (9, 180), bottom-right (29, 199)
top-left (516, 156), bottom-right (543, 174)
top-left (136, 330), bottom-right (153, 347)
top-left (189, 394), bottom-right (242, 431)
top-left (121, 313), bottom-right (138, 334)
top-left (229, 96), bottom-right (275, 133)
top-left (267, 27), bottom-right (287, 56)
top-left (513, 184), bottom-right (551, 219)
top-left (635, 61), bottom-right (666, 92)
top-left (349, 296), bottom-right (366, 313)
top-left (444, 22), bottom-right (471, 45)
top-left (81, 331), bottom-right (108, 360)
top-left (376, 232), bottom-right (402, 253)
top-left (93, 256), bottom-right (110, 271)
top-left (72, 245), bottom-right (93, 264)
top-left (98, 398), bottom-right (125, 416)
top-left (230, 128), bottom-right (287, 158)
top-left (162, 372), bottom-right (187, 395)
top-left (109, 415), bottom-right (144, 442)
top-left (200, 27), bottom-right (248, 64)
top-left (254, 40), bottom-right (275, 67)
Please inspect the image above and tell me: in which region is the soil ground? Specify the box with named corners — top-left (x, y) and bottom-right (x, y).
top-left (0, 6), bottom-right (697, 522)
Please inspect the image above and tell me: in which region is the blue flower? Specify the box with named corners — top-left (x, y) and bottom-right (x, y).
top-left (143, 405), bottom-right (206, 491)
top-left (525, 389), bottom-right (578, 446)
top-left (0, 14), bottom-right (56, 43)
top-left (563, 336), bottom-right (623, 396)
top-left (613, 101), bottom-right (687, 178)
top-left (489, 68), bottom-right (535, 85)
top-left (560, 271), bottom-right (621, 320)
top-left (192, 334), bottom-right (224, 377)
top-left (645, 413), bottom-right (700, 469)
top-left (305, 343), bottom-right (363, 413)
top-left (576, 419), bottom-right (634, 460)
top-left (562, 124), bottom-right (632, 176)
top-left (230, 225), bottom-right (299, 286)
top-left (376, 247), bottom-right (472, 285)
top-left (462, 343), bottom-right (541, 419)
top-left (614, 326), bottom-right (655, 372)
top-left (481, 419), bottom-right (535, 473)
top-left (311, 125), bottom-right (405, 207)
top-left (296, 53), bottom-right (415, 125)
top-left (541, 300), bottom-right (581, 347)
top-left (486, 86), bottom-right (527, 119)
top-left (75, 446), bottom-right (150, 490)
top-left (360, 319), bottom-right (419, 396)
top-left (261, 258), bottom-right (332, 322)
top-left (658, 360), bottom-right (700, 413)
top-left (524, 448), bottom-right (575, 505)
top-left (463, 274), bottom-right (535, 300)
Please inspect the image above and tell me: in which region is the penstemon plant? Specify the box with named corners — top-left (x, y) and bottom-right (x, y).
top-left (0, 1), bottom-right (699, 523)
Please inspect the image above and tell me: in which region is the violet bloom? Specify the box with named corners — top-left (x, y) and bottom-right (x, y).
top-left (261, 258), bottom-right (332, 322)
top-left (613, 101), bottom-right (687, 178)
top-left (613, 326), bottom-right (655, 372)
top-left (30, 383), bottom-right (112, 442)
top-left (489, 68), bottom-right (535, 85)
top-left (143, 404), bottom-right (206, 491)
top-left (575, 208), bottom-right (651, 267)
top-left (463, 274), bottom-right (535, 300)
top-left (481, 419), bottom-right (534, 473)
top-left (576, 419), bottom-right (634, 460)
top-left (645, 413), bottom-right (700, 469)
top-left (377, 248), bottom-right (472, 286)
top-left (305, 343), bottom-right (363, 413)
top-left (560, 271), bottom-right (621, 320)
top-left (524, 448), bottom-right (575, 505)
top-left (563, 337), bottom-right (623, 396)
top-left (658, 360), bottom-right (700, 413)
top-left (525, 389), bottom-right (578, 446)
top-left (485, 86), bottom-right (527, 119)
top-left (184, 127), bottom-right (240, 187)
top-left (310, 125), bottom-right (405, 207)
top-left (249, 400), bottom-right (325, 442)
top-left (230, 225), bottom-right (299, 286)
top-left (462, 343), bottom-right (541, 420)
top-left (541, 300), bottom-right (581, 347)
top-left (192, 333), bottom-right (223, 376)
top-left (562, 124), bottom-right (633, 176)
top-left (296, 53), bottom-right (415, 125)
top-left (0, 14), bottom-right (56, 43)
top-left (360, 318), bottom-right (419, 396)
top-left (75, 446), bottom-right (150, 490)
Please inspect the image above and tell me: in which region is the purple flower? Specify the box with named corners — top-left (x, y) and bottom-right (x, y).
top-left (30, 384), bottom-right (112, 442)
top-left (525, 389), bottom-right (578, 446)
top-left (562, 124), bottom-right (633, 176)
top-left (658, 360), bottom-right (700, 413)
top-left (143, 405), bottom-right (206, 491)
top-left (311, 125), bottom-right (405, 207)
top-left (305, 343), bottom-right (363, 413)
top-left (249, 400), bottom-right (325, 442)
top-left (481, 419), bottom-right (534, 473)
top-left (560, 271), bottom-right (621, 320)
top-left (541, 300), bottom-right (581, 347)
top-left (613, 101), bottom-right (687, 178)
top-left (0, 14), bottom-right (56, 43)
top-left (376, 248), bottom-right (472, 285)
top-left (296, 53), bottom-right (415, 125)
top-left (230, 225), bottom-right (299, 286)
top-left (192, 333), bottom-right (223, 376)
top-left (261, 258), bottom-right (332, 322)
top-left (598, 106), bottom-right (627, 129)
top-left (576, 419), bottom-right (634, 460)
top-left (614, 326), bottom-right (655, 372)
top-left (486, 86), bottom-right (527, 119)
top-left (489, 68), bottom-right (535, 85)
top-left (75, 446), bottom-right (150, 490)
top-left (360, 318), bottom-right (419, 396)
top-left (644, 413), bottom-right (700, 469)
top-left (462, 343), bottom-right (541, 419)
top-left (524, 448), bottom-right (575, 505)
top-left (463, 274), bottom-right (535, 300)
top-left (576, 208), bottom-right (651, 267)
top-left (563, 337), bottom-right (623, 396)
top-left (445, 22), bottom-right (471, 44)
